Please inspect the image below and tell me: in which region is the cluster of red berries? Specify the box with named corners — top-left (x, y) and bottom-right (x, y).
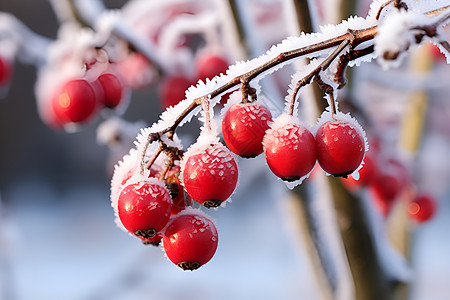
top-left (49, 70), bottom-right (126, 128)
top-left (221, 102), bottom-right (367, 182)
top-left (159, 53), bottom-right (229, 109)
top-left (113, 136), bottom-right (239, 270)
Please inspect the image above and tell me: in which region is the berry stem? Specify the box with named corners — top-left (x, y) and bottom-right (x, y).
top-left (201, 96), bottom-right (212, 132)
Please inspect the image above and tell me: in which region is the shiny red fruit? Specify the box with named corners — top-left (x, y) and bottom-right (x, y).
top-left (118, 181), bottom-right (172, 239)
top-left (341, 153), bottom-right (377, 190)
top-left (52, 79), bottom-right (97, 123)
top-left (196, 54), bottom-right (228, 82)
top-left (182, 143), bottom-right (238, 208)
top-left (159, 76), bottom-right (192, 109)
top-left (163, 212), bottom-right (218, 271)
top-left (222, 103), bottom-right (272, 158)
top-left (97, 73), bottom-right (124, 108)
top-left (408, 194), bottom-right (436, 223)
top-left (0, 56), bottom-right (12, 86)
top-left (370, 173), bottom-right (400, 217)
top-left (316, 120), bottom-right (365, 177)
top-left (165, 167), bottom-right (191, 215)
top-left (263, 123), bottom-right (316, 181)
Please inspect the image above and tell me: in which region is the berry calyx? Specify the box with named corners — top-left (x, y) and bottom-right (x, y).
top-left (118, 180), bottom-right (172, 239)
top-left (140, 232), bottom-right (163, 246)
top-left (408, 194), bottom-right (436, 223)
top-left (315, 120), bottom-right (365, 177)
top-left (163, 211), bottom-right (218, 271)
top-left (196, 54), bottom-right (228, 82)
top-left (222, 102), bottom-right (273, 158)
top-left (52, 79), bottom-right (97, 124)
top-left (97, 73), bottom-right (124, 109)
top-left (182, 143), bottom-right (238, 208)
top-left (159, 75), bottom-right (193, 109)
top-left (263, 117), bottom-right (316, 181)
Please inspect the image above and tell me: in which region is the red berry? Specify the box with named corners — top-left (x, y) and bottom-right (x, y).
top-left (163, 211), bottom-right (218, 270)
top-left (182, 143), bottom-right (238, 208)
top-left (164, 166), bottom-right (191, 215)
top-left (340, 153), bottom-right (377, 190)
top-left (140, 232), bottom-right (163, 246)
top-left (159, 76), bottom-right (192, 109)
top-left (52, 79), bottom-right (97, 123)
top-left (117, 53), bottom-right (154, 89)
top-left (263, 122), bottom-right (316, 181)
top-left (0, 56), bottom-right (12, 86)
top-left (118, 180), bottom-right (172, 239)
top-left (196, 54), bottom-right (228, 82)
top-left (315, 120), bottom-right (365, 177)
top-left (370, 173), bottom-right (400, 217)
top-left (222, 103), bottom-right (272, 158)
top-left (97, 73), bottom-right (124, 109)
top-left (408, 194), bottom-right (436, 223)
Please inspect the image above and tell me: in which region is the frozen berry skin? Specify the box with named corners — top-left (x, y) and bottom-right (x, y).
top-left (408, 194), bottom-right (436, 223)
top-left (163, 212), bottom-right (218, 271)
top-left (315, 120), bottom-right (365, 177)
top-left (52, 79), bottom-right (97, 123)
top-left (97, 73), bottom-right (124, 109)
top-left (196, 54), bottom-right (228, 82)
top-left (222, 103), bottom-right (272, 158)
top-left (159, 76), bottom-right (192, 109)
top-left (118, 181), bottom-right (172, 239)
top-left (182, 143), bottom-right (238, 208)
top-left (263, 123), bottom-right (317, 181)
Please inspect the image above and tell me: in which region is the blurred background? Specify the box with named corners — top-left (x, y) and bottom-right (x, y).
top-left (1, 0), bottom-right (450, 300)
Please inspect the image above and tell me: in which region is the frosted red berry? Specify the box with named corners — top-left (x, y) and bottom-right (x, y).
top-left (118, 181), bottom-right (172, 239)
top-left (182, 143), bottom-right (238, 208)
top-left (196, 54), bottom-right (228, 82)
top-left (159, 75), bottom-right (192, 109)
top-left (163, 212), bottom-right (218, 271)
top-left (408, 194), bottom-right (436, 223)
top-left (97, 73), bottom-right (124, 109)
top-left (263, 123), bottom-right (316, 181)
top-left (164, 166), bottom-right (191, 215)
top-left (222, 103), bottom-right (272, 158)
top-left (315, 120), bottom-right (365, 177)
top-left (52, 79), bottom-right (97, 123)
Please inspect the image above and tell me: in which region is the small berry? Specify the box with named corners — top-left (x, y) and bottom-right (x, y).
top-left (118, 180), bottom-right (172, 239)
top-left (182, 143), bottom-right (238, 208)
top-left (163, 212), bottom-right (218, 271)
top-left (164, 166), bottom-right (191, 215)
top-left (263, 122), bottom-right (316, 181)
top-left (159, 76), bottom-right (192, 109)
top-left (370, 173), bottom-right (400, 217)
top-left (196, 54), bottom-right (228, 82)
top-left (97, 73), bottom-right (124, 109)
top-left (408, 194), bottom-right (436, 223)
top-left (341, 153), bottom-right (377, 190)
top-left (0, 56), bottom-right (12, 87)
top-left (222, 103), bottom-right (272, 158)
top-left (140, 232), bottom-right (163, 246)
top-left (315, 120), bottom-right (365, 177)
top-left (52, 79), bottom-right (97, 123)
